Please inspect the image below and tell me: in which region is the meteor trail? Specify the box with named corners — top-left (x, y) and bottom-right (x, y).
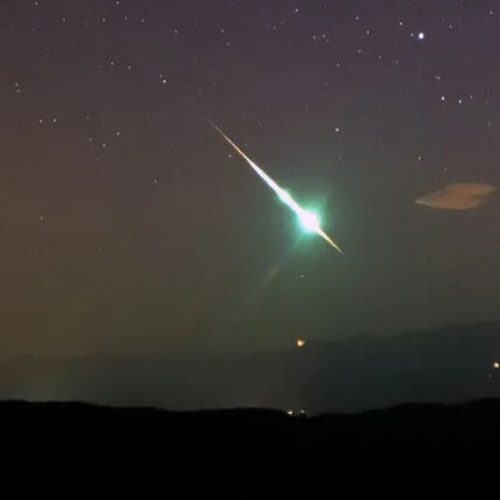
top-left (209, 120), bottom-right (344, 255)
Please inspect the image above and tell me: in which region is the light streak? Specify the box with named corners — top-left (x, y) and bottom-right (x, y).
top-left (209, 120), bottom-right (344, 255)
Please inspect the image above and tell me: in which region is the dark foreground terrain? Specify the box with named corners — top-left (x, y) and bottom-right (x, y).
top-left (4, 399), bottom-right (500, 493)
top-left (4, 399), bottom-right (500, 470)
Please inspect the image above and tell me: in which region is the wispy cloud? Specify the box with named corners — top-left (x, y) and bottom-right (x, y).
top-left (416, 183), bottom-right (497, 210)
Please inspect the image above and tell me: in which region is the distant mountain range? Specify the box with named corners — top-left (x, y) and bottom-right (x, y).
top-left (1, 322), bottom-right (499, 413)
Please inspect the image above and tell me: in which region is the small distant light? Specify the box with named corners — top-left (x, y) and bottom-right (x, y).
top-left (418, 32), bottom-right (425, 40)
top-left (494, 362), bottom-right (500, 369)
top-left (296, 339), bottom-right (306, 348)
top-left (286, 410), bottom-right (294, 416)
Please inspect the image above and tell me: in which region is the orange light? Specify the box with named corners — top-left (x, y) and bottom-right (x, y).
top-left (494, 362), bottom-right (500, 369)
top-left (296, 339), bottom-right (305, 348)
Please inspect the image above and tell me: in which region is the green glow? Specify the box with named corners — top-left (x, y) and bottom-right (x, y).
top-left (209, 120), bottom-right (344, 254)
top-left (278, 190), bottom-right (321, 233)
top-left (298, 210), bottom-right (321, 233)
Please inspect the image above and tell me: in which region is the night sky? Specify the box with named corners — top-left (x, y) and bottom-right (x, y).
top-left (1, 0), bottom-right (499, 359)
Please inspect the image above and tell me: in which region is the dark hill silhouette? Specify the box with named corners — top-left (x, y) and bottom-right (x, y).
top-left (3, 323), bottom-right (500, 489)
top-left (3, 398), bottom-right (500, 490)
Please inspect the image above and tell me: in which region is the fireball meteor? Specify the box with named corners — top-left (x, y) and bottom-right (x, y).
top-left (209, 121), bottom-right (344, 255)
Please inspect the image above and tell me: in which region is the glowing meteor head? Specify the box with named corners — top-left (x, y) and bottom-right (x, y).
top-left (208, 121), bottom-right (343, 254)
top-left (299, 210), bottom-right (320, 233)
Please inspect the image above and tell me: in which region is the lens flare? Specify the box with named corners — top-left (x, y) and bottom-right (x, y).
top-left (209, 120), bottom-right (344, 255)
